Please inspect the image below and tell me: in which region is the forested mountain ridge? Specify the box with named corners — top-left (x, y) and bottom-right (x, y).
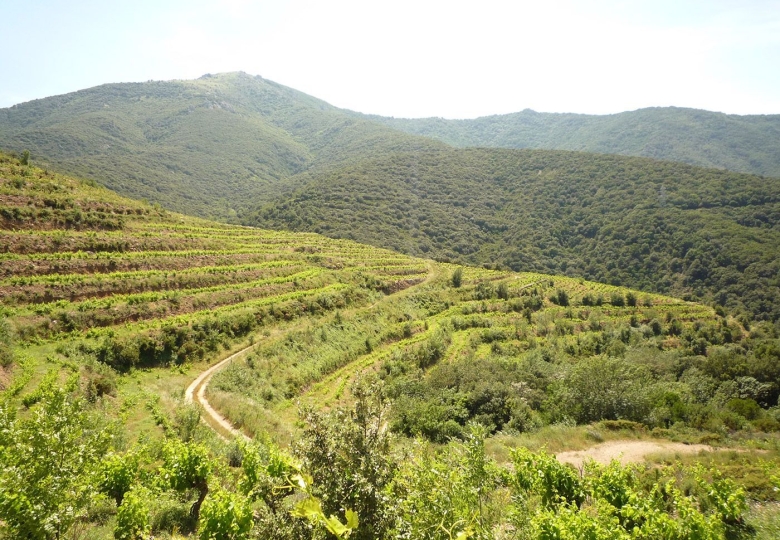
top-left (370, 107), bottom-right (780, 178)
top-left (0, 72), bottom-right (444, 220)
top-left (3, 72), bottom-right (780, 225)
top-left (246, 148), bottom-right (780, 321)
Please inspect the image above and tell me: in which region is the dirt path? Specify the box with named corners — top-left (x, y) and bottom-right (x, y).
top-left (556, 440), bottom-right (713, 468)
top-left (185, 344), bottom-right (255, 441)
top-left (186, 261), bottom-right (440, 439)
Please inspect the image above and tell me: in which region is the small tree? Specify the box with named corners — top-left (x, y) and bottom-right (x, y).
top-left (550, 289), bottom-right (569, 306)
top-left (20, 150), bottom-right (30, 166)
top-left (0, 380), bottom-right (111, 539)
top-left (497, 282), bottom-right (509, 300)
top-left (452, 268), bottom-right (463, 288)
top-left (295, 377), bottom-right (395, 539)
top-left (161, 439), bottom-right (211, 522)
top-left (610, 292), bottom-right (625, 307)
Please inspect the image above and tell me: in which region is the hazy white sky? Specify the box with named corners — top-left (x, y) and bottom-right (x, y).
top-left (3, 0), bottom-right (779, 117)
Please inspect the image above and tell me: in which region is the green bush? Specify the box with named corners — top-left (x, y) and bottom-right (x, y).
top-left (559, 356), bottom-right (651, 424)
top-left (451, 268), bottom-right (463, 288)
top-left (198, 489), bottom-right (253, 540)
top-left (726, 398), bottom-right (761, 420)
top-left (0, 318), bottom-right (14, 367)
top-left (114, 485), bottom-right (151, 540)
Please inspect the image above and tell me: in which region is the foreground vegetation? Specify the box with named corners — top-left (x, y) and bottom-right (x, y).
top-left (1, 154), bottom-right (779, 538)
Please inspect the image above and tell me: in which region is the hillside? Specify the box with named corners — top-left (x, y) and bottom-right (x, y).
top-left (246, 148), bottom-right (780, 322)
top-left (373, 107), bottom-right (780, 178)
top-left (0, 72), bottom-right (443, 220)
top-left (3, 73), bottom-right (780, 229)
top-left (2, 153), bottom-right (779, 538)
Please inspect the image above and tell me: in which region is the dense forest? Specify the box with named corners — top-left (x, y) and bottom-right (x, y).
top-left (1, 154), bottom-right (779, 538)
top-left (246, 148), bottom-right (780, 322)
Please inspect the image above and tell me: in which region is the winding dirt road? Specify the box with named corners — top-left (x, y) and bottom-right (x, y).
top-left (183, 261), bottom-right (439, 440)
top-left (185, 344), bottom-right (255, 441)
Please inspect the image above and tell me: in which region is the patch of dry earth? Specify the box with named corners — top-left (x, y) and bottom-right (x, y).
top-left (556, 440), bottom-right (713, 468)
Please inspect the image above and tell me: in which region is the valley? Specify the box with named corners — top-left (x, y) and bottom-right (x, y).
top-left (1, 152), bottom-right (778, 539)
top-left (3, 73), bottom-right (777, 326)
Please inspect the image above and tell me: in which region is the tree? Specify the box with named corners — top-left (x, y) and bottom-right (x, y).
top-left (295, 377), bottom-right (395, 539)
top-left (0, 380), bottom-right (111, 539)
top-left (452, 267), bottom-right (463, 288)
top-left (20, 150), bottom-right (30, 166)
top-left (161, 439), bottom-right (211, 522)
top-left (497, 282), bottom-right (509, 300)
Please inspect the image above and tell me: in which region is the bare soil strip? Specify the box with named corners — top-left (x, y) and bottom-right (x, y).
top-left (556, 440), bottom-right (714, 468)
top-left (185, 344), bottom-right (255, 441)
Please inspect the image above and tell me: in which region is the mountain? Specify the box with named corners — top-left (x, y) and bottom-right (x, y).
top-left (0, 72), bottom-right (443, 220)
top-left (2, 74), bottom-right (779, 321)
top-left (3, 73), bottom-right (780, 224)
top-left (370, 107), bottom-right (780, 178)
top-left (245, 148), bottom-right (780, 321)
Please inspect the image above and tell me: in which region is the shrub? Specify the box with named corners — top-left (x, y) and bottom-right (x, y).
top-left (0, 318), bottom-right (14, 368)
top-left (198, 489), bottom-right (253, 540)
top-left (511, 447), bottom-right (585, 507)
top-left (550, 289), bottom-right (569, 306)
top-left (99, 452), bottom-right (140, 506)
top-left (726, 398), bottom-right (761, 420)
top-left (114, 485), bottom-right (151, 540)
top-left (559, 356), bottom-right (651, 424)
top-left (451, 268), bottom-right (463, 288)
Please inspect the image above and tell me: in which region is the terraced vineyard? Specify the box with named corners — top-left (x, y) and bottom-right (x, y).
top-left (2, 152), bottom-right (778, 539)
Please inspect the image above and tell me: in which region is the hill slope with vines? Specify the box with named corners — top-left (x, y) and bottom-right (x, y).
top-left (1, 153), bottom-right (779, 538)
top-left (246, 148), bottom-right (780, 322)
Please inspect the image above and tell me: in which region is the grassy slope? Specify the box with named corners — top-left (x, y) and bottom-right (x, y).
top-left (0, 151), bottom-right (432, 430)
top-left (0, 151), bottom-right (731, 437)
top-left (0, 72), bottom-right (443, 220)
top-left (370, 106), bottom-right (780, 178)
top-left (246, 148), bottom-right (780, 321)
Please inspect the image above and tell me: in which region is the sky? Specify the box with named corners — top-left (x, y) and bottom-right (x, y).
top-left (2, 0), bottom-right (779, 118)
